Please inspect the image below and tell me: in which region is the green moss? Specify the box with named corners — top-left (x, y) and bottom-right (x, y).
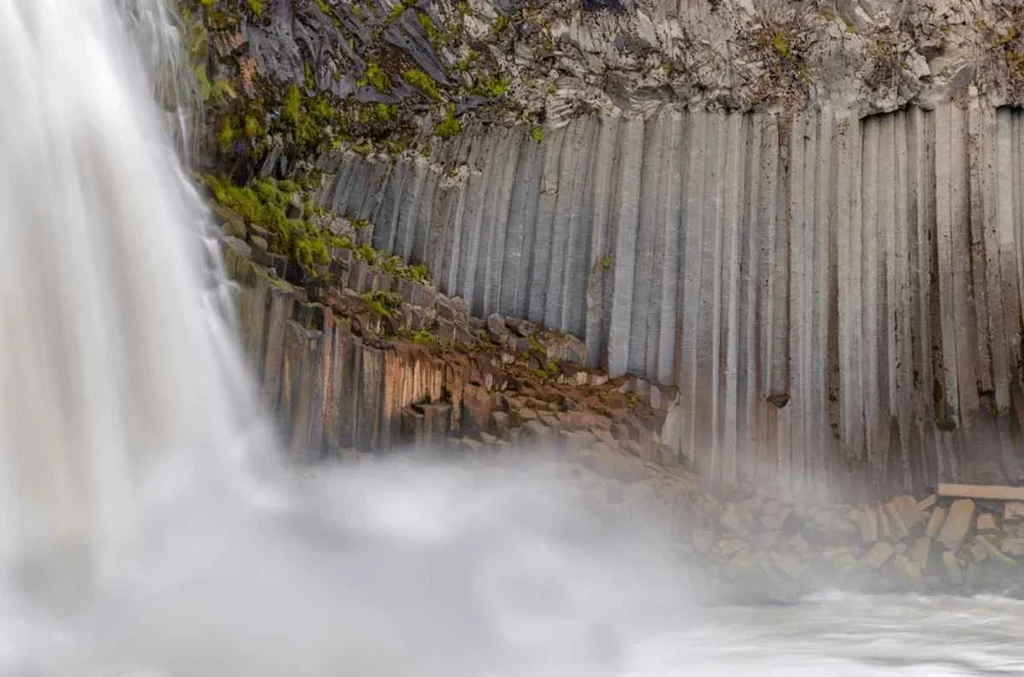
top-left (199, 174), bottom-right (339, 279)
top-left (351, 218), bottom-right (372, 230)
top-left (471, 73), bottom-right (511, 98)
top-left (387, 0), bottom-right (416, 22)
top-left (601, 255), bottom-right (614, 270)
top-left (218, 116), bottom-right (237, 152)
top-left (771, 31), bottom-right (790, 56)
top-left (247, 0), bottom-right (264, 16)
top-left (354, 243), bottom-right (377, 264)
top-left (362, 290), bottom-right (403, 318)
top-left (454, 50), bottom-right (479, 71)
top-left (529, 126), bottom-right (544, 143)
top-left (410, 329), bottom-right (437, 345)
top-left (492, 14), bottom-right (510, 36)
top-left (416, 10), bottom-right (448, 46)
top-left (406, 263), bottom-right (432, 284)
top-left (283, 83), bottom-right (302, 126)
top-left (243, 113), bottom-right (264, 138)
top-left (434, 103), bottom-right (461, 138)
top-left (359, 61), bottom-right (391, 93)
top-left (403, 68), bottom-right (441, 100)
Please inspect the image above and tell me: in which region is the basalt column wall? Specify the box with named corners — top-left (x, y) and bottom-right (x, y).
top-left (316, 101), bottom-right (1024, 499)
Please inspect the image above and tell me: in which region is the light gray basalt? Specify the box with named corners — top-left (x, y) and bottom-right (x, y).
top-left (317, 98), bottom-right (1024, 500)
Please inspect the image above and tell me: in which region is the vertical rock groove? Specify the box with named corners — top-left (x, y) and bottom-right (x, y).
top-left (320, 100), bottom-right (1024, 497)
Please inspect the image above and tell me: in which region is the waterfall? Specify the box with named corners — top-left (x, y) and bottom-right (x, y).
top-left (0, 0), bottom-right (267, 591)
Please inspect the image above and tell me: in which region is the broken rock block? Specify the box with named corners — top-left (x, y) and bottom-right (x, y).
top-left (542, 333), bottom-right (588, 365)
top-left (942, 550), bottom-right (964, 585)
top-left (977, 512), bottom-right (1000, 535)
top-left (910, 536), bottom-right (931, 571)
top-left (938, 499), bottom-right (975, 552)
top-left (884, 501), bottom-right (910, 540)
top-left (894, 495), bottom-right (924, 530)
top-left (720, 504), bottom-right (756, 537)
top-left (1005, 502), bottom-right (1024, 523)
top-left (894, 554), bottom-right (924, 589)
top-left (978, 535), bottom-right (1017, 567)
top-left (863, 542), bottom-right (895, 568)
top-left (486, 314), bottom-right (509, 342)
top-left (770, 552), bottom-right (805, 580)
top-left (856, 508), bottom-right (879, 544)
top-left (504, 317), bottom-right (536, 338)
top-left (926, 506), bottom-right (948, 539)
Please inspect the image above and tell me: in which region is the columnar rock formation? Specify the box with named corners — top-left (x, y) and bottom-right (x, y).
top-left (187, 0), bottom-right (1024, 499)
top-left (317, 99), bottom-right (1024, 498)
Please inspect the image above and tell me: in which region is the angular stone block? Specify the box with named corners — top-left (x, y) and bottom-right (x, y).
top-left (938, 499), bottom-right (975, 552)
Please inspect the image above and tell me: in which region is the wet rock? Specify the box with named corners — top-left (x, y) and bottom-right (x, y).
top-left (726, 553), bottom-right (757, 580)
top-left (926, 506), bottom-right (948, 539)
top-left (942, 550), bottom-right (964, 585)
top-left (1006, 502), bottom-right (1024, 523)
top-left (770, 552), bottom-right (805, 580)
top-left (894, 554), bottom-right (925, 589)
top-left (884, 501), bottom-right (910, 540)
top-left (1002, 538), bottom-right (1024, 557)
top-left (938, 499), bottom-right (975, 552)
top-left (720, 504), bottom-right (756, 537)
top-left (910, 536), bottom-right (931, 571)
top-left (977, 513), bottom-right (1000, 535)
top-left (894, 495), bottom-right (925, 530)
top-left (978, 535), bottom-right (1017, 567)
top-left (855, 508), bottom-right (879, 543)
top-left (489, 411), bottom-right (510, 436)
top-left (863, 542), bottom-right (895, 568)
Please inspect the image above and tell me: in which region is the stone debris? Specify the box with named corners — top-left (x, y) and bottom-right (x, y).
top-left (1005, 502), bottom-right (1024, 523)
top-left (939, 500), bottom-right (976, 552)
top-left (936, 484), bottom-right (1024, 502)
top-left (856, 508), bottom-right (879, 544)
top-left (694, 487), bottom-right (1024, 598)
top-left (863, 542), bottom-right (896, 568)
top-left (926, 506), bottom-right (948, 540)
top-left (977, 513), bottom-right (1000, 535)
top-left (942, 551), bottom-right (963, 586)
top-left (910, 537), bottom-right (931, 571)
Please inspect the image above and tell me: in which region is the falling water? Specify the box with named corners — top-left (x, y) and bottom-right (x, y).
top-left (0, 0), bottom-right (267, 592)
top-left (3, 1), bottom-right (1024, 675)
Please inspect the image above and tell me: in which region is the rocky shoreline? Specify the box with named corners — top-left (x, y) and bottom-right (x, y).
top-left (692, 488), bottom-right (1024, 602)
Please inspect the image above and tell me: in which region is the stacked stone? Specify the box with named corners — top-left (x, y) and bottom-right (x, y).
top-left (698, 488), bottom-right (1024, 599)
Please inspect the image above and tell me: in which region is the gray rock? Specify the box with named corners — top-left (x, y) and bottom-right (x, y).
top-left (939, 499), bottom-right (975, 552)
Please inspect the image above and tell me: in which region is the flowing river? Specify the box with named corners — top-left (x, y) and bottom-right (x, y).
top-left (1, 1), bottom-right (1023, 676)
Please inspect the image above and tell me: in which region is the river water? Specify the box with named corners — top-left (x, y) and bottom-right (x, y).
top-left (1, 1), bottom-right (1024, 676)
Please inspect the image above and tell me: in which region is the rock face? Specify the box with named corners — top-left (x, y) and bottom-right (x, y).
top-left (696, 490), bottom-right (1024, 598)
top-left (219, 206), bottom-right (686, 478)
top-left (320, 101), bottom-right (1024, 499)
top-left (188, 0), bottom-right (1024, 499)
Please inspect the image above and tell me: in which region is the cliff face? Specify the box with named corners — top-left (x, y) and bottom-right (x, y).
top-left (188, 0), bottom-right (1024, 498)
